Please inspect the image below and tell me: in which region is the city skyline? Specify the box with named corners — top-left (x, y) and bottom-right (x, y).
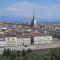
top-left (0, 0), bottom-right (60, 22)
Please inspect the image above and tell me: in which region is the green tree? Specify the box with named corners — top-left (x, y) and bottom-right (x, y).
top-left (27, 48), bottom-right (32, 54)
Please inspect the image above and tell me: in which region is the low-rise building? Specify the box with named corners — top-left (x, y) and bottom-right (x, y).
top-left (0, 37), bottom-right (6, 46)
top-left (17, 36), bottom-right (31, 45)
top-left (33, 35), bottom-right (52, 44)
top-left (0, 31), bottom-right (53, 51)
top-left (5, 37), bottom-right (17, 45)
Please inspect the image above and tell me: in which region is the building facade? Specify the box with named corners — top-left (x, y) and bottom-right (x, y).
top-left (17, 36), bottom-right (31, 45)
top-left (0, 35), bottom-right (52, 52)
top-left (5, 37), bottom-right (17, 45)
top-left (34, 36), bottom-right (52, 44)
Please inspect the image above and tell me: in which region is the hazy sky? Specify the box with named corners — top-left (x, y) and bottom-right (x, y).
top-left (0, 0), bottom-right (60, 20)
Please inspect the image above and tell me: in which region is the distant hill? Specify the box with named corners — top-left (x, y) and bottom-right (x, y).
top-left (0, 16), bottom-right (60, 24)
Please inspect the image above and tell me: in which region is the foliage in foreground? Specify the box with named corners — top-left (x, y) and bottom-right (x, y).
top-left (0, 48), bottom-right (60, 60)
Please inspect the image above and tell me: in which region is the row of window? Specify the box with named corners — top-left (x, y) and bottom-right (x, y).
top-left (34, 40), bottom-right (51, 42)
top-left (5, 46), bottom-right (24, 50)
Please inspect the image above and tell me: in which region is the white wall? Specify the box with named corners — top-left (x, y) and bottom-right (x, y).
top-left (34, 36), bottom-right (52, 44)
top-left (0, 38), bottom-right (6, 46)
top-left (5, 37), bottom-right (17, 45)
top-left (17, 37), bottom-right (31, 45)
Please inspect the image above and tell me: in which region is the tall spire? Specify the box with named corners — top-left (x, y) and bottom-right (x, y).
top-left (31, 8), bottom-right (37, 28)
top-left (33, 8), bottom-right (35, 20)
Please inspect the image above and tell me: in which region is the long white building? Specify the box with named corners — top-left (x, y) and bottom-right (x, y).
top-left (0, 35), bottom-right (52, 46)
top-left (34, 36), bottom-right (52, 44)
top-left (0, 34), bottom-right (52, 52)
top-left (17, 36), bottom-right (31, 45)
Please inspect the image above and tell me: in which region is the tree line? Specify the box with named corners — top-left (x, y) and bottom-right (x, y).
top-left (0, 48), bottom-right (60, 60)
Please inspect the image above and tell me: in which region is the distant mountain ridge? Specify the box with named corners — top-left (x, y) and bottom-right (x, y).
top-left (0, 16), bottom-right (60, 23)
